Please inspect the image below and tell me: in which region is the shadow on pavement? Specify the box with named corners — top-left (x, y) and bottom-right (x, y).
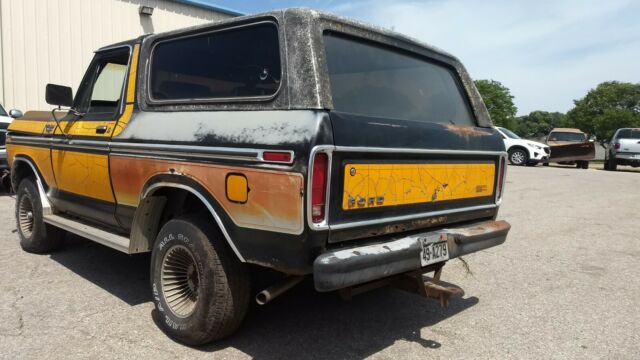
top-left (197, 281), bottom-right (478, 359)
top-left (50, 234), bottom-right (151, 306)
top-left (50, 235), bottom-right (478, 358)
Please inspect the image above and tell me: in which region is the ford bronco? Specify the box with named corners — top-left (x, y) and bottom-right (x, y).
top-left (6, 9), bottom-right (510, 345)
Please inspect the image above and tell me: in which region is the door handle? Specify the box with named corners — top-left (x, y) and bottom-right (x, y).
top-left (95, 125), bottom-right (108, 134)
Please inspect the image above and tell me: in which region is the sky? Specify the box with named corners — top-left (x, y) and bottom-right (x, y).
top-left (205, 0), bottom-right (640, 115)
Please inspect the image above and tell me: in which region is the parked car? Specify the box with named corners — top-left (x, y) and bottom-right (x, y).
top-left (5, 9), bottom-right (510, 345)
top-left (494, 127), bottom-right (549, 166)
top-left (0, 103), bottom-right (19, 190)
top-left (604, 128), bottom-right (640, 171)
top-left (545, 128), bottom-right (595, 169)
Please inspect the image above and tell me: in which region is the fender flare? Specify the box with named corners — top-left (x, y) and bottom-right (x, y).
top-left (11, 156), bottom-right (53, 215)
top-left (139, 174), bottom-right (246, 262)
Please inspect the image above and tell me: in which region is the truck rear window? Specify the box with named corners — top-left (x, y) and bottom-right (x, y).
top-left (150, 22), bottom-right (281, 102)
top-left (323, 33), bottom-right (475, 126)
top-left (616, 129), bottom-right (640, 139)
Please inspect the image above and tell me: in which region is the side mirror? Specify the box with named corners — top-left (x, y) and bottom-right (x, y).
top-left (45, 84), bottom-right (73, 107)
top-left (8, 109), bottom-right (23, 118)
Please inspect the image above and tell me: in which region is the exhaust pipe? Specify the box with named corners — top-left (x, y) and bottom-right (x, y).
top-left (255, 276), bottom-right (304, 305)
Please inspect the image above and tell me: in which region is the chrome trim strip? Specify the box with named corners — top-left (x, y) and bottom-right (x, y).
top-left (334, 145), bottom-right (506, 157)
top-left (330, 204), bottom-right (498, 231)
top-left (307, 145), bottom-right (506, 231)
top-left (143, 182), bottom-right (246, 262)
top-left (495, 153), bottom-right (508, 205)
top-left (12, 156), bottom-right (53, 215)
top-left (7, 136), bottom-right (295, 164)
top-left (306, 145), bottom-right (334, 230)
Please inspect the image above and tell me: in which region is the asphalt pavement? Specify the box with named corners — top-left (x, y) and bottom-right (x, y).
top-left (1, 165), bottom-right (639, 359)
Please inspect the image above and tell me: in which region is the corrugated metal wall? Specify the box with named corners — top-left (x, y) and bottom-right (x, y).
top-left (0, 0), bottom-right (233, 112)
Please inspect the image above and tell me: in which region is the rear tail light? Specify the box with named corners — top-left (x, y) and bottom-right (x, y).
top-left (311, 153), bottom-right (328, 223)
top-left (262, 151), bottom-right (292, 163)
top-left (614, 143), bottom-right (620, 151)
top-left (497, 156), bottom-right (506, 201)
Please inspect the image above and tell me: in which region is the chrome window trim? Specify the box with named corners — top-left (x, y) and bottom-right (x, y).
top-left (146, 20), bottom-right (283, 105)
top-left (306, 145), bottom-right (334, 230)
top-left (143, 182), bottom-right (246, 262)
top-left (307, 145), bottom-right (507, 231)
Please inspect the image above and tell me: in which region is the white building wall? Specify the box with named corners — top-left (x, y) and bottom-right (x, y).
top-left (0, 0), bottom-right (233, 112)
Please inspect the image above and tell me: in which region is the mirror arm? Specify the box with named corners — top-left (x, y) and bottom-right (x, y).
top-left (51, 106), bottom-right (69, 139)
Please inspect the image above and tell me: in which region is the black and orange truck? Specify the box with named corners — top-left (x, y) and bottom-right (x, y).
top-left (6, 9), bottom-right (510, 345)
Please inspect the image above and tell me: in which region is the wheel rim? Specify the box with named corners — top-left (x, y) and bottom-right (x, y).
top-left (511, 151), bottom-right (525, 165)
top-left (161, 245), bottom-right (200, 318)
top-left (18, 195), bottom-right (35, 238)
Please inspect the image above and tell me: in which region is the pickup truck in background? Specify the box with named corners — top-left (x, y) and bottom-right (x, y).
top-left (545, 128), bottom-right (595, 169)
top-left (605, 128), bottom-right (640, 171)
top-left (6, 9), bottom-right (510, 345)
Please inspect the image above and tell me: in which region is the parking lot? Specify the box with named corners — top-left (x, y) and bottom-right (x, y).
top-left (1, 165), bottom-right (639, 359)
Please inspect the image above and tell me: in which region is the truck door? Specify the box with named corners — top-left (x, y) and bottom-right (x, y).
top-left (50, 46), bottom-right (132, 228)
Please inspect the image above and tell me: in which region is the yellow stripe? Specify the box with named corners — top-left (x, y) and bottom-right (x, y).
top-left (342, 163), bottom-right (495, 210)
top-left (7, 120), bottom-right (47, 134)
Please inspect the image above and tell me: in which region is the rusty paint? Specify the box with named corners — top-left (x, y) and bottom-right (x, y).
top-left (445, 124), bottom-right (492, 138)
top-left (6, 144), bottom-right (58, 188)
top-left (110, 156), bottom-right (304, 234)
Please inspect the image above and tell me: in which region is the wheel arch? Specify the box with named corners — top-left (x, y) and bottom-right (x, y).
top-left (508, 145), bottom-right (530, 157)
top-left (131, 174), bottom-right (245, 262)
top-left (11, 156), bottom-right (53, 215)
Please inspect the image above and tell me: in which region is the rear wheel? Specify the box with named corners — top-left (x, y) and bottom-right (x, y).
top-left (605, 157), bottom-right (617, 171)
top-left (508, 148), bottom-right (528, 166)
top-left (150, 215), bottom-right (250, 345)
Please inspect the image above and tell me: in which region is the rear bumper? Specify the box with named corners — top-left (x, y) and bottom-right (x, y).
top-left (313, 220), bottom-right (510, 292)
top-left (615, 153), bottom-right (640, 161)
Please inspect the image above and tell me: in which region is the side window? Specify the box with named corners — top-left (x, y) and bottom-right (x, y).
top-left (150, 22), bottom-right (281, 102)
top-left (74, 48), bottom-right (130, 119)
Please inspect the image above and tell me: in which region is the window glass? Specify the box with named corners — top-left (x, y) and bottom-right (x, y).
top-left (616, 129), bottom-right (640, 139)
top-left (74, 49), bottom-right (130, 117)
top-left (498, 127), bottom-right (520, 139)
top-left (548, 132), bottom-right (586, 142)
top-left (91, 63), bottom-right (127, 102)
top-left (150, 23), bottom-right (281, 101)
top-left (323, 33), bottom-right (475, 126)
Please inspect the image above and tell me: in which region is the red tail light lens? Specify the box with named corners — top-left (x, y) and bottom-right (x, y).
top-left (614, 143), bottom-right (620, 150)
top-left (263, 151), bottom-right (292, 163)
top-left (497, 156), bottom-right (506, 200)
top-left (311, 153), bottom-right (328, 223)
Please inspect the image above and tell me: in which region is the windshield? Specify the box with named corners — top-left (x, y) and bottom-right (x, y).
top-left (616, 129), bottom-right (640, 139)
top-left (548, 132), bottom-right (586, 142)
top-left (498, 127), bottom-right (520, 139)
top-left (323, 33), bottom-right (475, 126)
top-left (0, 104), bottom-right (7, 117)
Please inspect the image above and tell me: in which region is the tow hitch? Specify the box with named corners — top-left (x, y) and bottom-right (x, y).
top-left (339, 264), bottom-right (464, 307)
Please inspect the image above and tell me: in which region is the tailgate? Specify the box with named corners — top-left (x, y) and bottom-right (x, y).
top-left (618, 139), bottom-right (640, 154)
top-left (324, 112), bottom-right (506, 243)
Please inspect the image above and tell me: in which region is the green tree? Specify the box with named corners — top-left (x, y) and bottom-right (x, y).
top-left (565, 81), bottom-right (640, 145)
top-left (514, 111), bottom-right (566, 138)
top-left (474, 79), bottom-right (517, 128)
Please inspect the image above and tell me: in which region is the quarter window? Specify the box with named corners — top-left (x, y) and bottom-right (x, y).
top-left (150, 22), bottom-right (281, 102)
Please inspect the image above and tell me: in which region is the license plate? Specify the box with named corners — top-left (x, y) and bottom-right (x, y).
top-left (419, 238), bottom-right (449, 266)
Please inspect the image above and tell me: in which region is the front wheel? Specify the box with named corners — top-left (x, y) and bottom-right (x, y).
top-left (508, 148), bottom-right (528, 166)
top-left (577, 161), bottom-right (589, 169)
top-left (15, 177), bottom-right (65, 253)
top-left (150, 215), bottom-right (250, 346)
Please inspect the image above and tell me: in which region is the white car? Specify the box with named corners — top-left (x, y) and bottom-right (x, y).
top-left (494, 127), bottom-right (550, 166)
top-left (1, 104), bottom-right (20, 179)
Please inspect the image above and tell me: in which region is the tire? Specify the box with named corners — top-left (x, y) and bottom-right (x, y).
top-left (15, 177), bottom-right (65, 253)
top-left (508, 148), bottom-right (528, 166)
top-left (610, 160), bottom-right (617, 171)
top-left (543, 162), bottom-right (549, 167)
top-left (577, 161), bottom-right (589, 169)
top-left (150, 215), bottom-right (250, 346)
